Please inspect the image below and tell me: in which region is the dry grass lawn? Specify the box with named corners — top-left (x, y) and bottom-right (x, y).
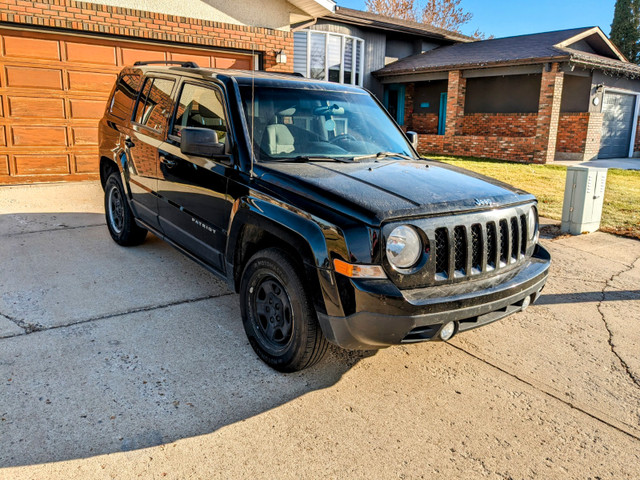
top-left (429, 156), bottom-right (640, 239)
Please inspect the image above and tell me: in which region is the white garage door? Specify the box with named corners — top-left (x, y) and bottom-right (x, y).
top-left (599, 92), bottom-right (636, 159)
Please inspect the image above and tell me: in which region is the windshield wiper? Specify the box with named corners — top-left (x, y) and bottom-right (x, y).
top-left (273, 155), bottom-right (352, 163)
top-left (351, 152), bottom-right (416, 162)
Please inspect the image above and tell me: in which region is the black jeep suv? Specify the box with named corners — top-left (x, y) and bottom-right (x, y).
top-left (99, 62), bottom-right (550, 372)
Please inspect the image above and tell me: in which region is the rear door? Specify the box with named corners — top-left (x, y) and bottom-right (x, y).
top-left (125, 75), bottom-right (176, 228)
top-left (157, 81), bottom-right (233, 271)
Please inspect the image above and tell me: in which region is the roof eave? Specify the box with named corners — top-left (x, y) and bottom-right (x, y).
top-left (374, 55), bottom-right (572, 77)
top-left (325, 12), bottom-right (473, 43)
top-left (288, 0), bottom-right (335, 18)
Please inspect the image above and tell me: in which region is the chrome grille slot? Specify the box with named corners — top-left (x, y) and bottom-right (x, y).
top-left (434, 228), bottom-right (449, 280)
top-left (499, 219), bottom-right (508, 267)
top-left (471, 224), bottom-right (482, 274)
top-left (520, 215), bottom-right (527, 257)
top-left (453, 226), bottom-right (467, 276)
top-left (486, 221), bottom-right (497, 271)
top-left (510, 217), bottom-right (519, 263)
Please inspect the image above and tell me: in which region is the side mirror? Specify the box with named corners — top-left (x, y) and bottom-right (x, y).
top-left (406, 131), bottom-right (419, 150)
top-left (180, 127), bottom-right (225, 157)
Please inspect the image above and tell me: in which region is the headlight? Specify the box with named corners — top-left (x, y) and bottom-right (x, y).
top-left (386, 225), bottom-right (422, 269)
top-left (528, 206), bottom-right (539, 242)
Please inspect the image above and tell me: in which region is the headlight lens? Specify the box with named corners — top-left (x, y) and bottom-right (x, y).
top-left (386, 225), bottom-right (422, 269)
top-left (528, 206), bottom-right (539, 242)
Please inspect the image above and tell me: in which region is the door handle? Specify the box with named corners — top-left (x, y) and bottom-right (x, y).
top-left (124, 138), bottom-right (135, 148)
top-left (160, 156), bottom-right (177, 168)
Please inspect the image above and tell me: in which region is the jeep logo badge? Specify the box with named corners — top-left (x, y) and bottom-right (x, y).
top-left (474, 198), bottom-right (494, 207)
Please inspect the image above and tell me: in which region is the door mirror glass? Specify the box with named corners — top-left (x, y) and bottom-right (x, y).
top-left (180, 127), bottom-right (225, 157)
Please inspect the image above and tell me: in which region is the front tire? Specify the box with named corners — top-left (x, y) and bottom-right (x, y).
top-left (104, 172), bottom-right (147, 246)
top-left (240, 248), bottom-right (328, 372)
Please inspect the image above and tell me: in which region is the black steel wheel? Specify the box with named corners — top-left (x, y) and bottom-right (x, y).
top-left (104, 172), bottom-right (147, 246)
top-left (240, 248), bottom-right (328, 372)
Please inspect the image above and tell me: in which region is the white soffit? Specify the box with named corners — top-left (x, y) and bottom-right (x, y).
top-left (288, 0), bottom-right (335, 18)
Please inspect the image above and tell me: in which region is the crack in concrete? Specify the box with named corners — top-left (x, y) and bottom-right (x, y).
top-left (0, 292), bottom-right (234, 339)
top-left (448, 343), bottom-right (640, 443)
top-left (0, 223), bottom-right (105, 239)
top-left (0, 310), bottom-right (44, 334)
top-left (596, 256), bottom-right (640, 390)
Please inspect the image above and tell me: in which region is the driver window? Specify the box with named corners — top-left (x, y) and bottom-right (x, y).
top-left (172, 84), bottom-right (227, 144)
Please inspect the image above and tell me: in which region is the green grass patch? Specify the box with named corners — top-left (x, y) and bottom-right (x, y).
top-left (429, 155), bottom-right (640, 239)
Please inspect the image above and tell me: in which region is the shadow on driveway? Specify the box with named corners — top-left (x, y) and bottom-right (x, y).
top-left (0, 213), bottom-right (372, 467)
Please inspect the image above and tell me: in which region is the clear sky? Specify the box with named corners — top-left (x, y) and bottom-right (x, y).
top-left (336, 0), bottom-right (616, 39)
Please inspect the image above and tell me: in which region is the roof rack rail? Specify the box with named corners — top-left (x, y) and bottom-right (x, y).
top-left (133, 61), bottom-right (199, 68)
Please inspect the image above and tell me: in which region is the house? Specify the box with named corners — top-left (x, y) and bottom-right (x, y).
top-left (374, 27), bottom-right (640, 164)
top-left (291, 7), bottom-right (472, 98)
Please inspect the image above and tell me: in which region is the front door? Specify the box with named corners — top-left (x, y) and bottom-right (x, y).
top-left (384, 84), bottom-right (405, 126)
top-left (157, 81), bottom-right (233, 272)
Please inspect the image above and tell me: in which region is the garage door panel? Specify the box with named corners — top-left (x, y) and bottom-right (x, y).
top-left (72, 127), bottom-right (98, 146)
top-left (13, 154), bottom-right (70, 175)
top-left (0, 155), bottom-right (8, 175)
top-left (12, 126), bottom-right (67, 146)
top-left (121, 48), bottom-right (166, 66)
top-left (170, 53), bottom-right (213, 68)
top-left (70, 99), bottom-right (107, 119)
top-left (8, 96), bottom-right (66, 118)
top-left (6, 66), bottom-right (63, 89)
top-left (68, 71), bottom-right (117, 92)
top-left (214, 55), bottom-right (252, 69)
top-left (3, 36), bottom-right (60, 60)
top-left (74, 153), bottom-right (98, 173)
top-left (0, 126), bottom-right (5, 146)
top-left (65, 42), bottom-right (117, 65)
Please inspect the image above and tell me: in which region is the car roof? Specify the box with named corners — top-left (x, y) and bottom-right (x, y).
top-left (122, 64), bottom-right (367, 93)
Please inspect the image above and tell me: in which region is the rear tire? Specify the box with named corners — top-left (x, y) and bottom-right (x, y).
top-left (104, 172), bottom-right (147, 246)
top-left (240, 248), bottom-right (328, 372)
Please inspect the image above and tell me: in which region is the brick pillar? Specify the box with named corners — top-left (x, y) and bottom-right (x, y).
top-left (533, 63), bottom-right (564, 163)
top-left (583, 113), bottom-right (603, 160)
top-left (404, 83), bottom-right (415, 131)
top-left (444, 70), bottom-right (465, 153)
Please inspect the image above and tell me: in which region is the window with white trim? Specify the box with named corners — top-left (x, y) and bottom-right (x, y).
top-left (293, 30), bottom-right (365, 86)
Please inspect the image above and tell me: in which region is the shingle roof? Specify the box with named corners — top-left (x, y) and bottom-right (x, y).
top-left (325, 7), bottom-right (474, 43)
top-left (374, 27), bottom-right (640, 77)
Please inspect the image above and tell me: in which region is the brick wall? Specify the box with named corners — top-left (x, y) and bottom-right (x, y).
top-left (0, 0), bottom-right (293, 72)
top-left (410, 113), bottom-right (439, 134)
top-left (555, 113), bottom-right (589, 154)
top-left (419, 134), bottom-right (536, 162)
top-left (459, 113), bottom-right (537, 137)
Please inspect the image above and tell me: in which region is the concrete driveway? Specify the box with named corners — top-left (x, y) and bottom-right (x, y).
top-left (1, 182), bottom-right (639, 479)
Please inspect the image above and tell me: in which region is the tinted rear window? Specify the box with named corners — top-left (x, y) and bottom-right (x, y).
top-left (109, 74), bottom-right (142, 120)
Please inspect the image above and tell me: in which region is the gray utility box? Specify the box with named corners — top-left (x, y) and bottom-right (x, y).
top-left (561, 166), bottom-right (607, 235)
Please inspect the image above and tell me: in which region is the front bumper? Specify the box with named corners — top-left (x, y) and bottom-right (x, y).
top-left (317, 245), bottom-right (550, 350)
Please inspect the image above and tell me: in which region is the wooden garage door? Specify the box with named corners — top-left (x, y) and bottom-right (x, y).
top-left (0, 27), bottom-right (255, 184)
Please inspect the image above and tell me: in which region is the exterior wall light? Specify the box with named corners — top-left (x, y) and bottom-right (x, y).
top-left (275, 50), bottom-right (287, 64)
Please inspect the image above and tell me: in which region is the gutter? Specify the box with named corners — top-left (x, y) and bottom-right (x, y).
top-left (373, 55), bottom-right (571, 77)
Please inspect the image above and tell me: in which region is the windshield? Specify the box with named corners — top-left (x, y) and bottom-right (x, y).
top-left (239, 85), bottom-right (415, 162)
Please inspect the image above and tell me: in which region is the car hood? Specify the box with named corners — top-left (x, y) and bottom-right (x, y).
top-left (256, 159), bottom-right (534, 225)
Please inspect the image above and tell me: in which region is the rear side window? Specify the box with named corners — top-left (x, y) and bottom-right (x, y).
top-left (171, 83), bottom-right (227, 144)
top-left (109, 74), bottom-right (142, 120)
top-left (132, 77), bottom-right (175, 132)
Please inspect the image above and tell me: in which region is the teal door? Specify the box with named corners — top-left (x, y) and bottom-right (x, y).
top-left (438, 92), bottom-right (447, 135)
top-left (384, 84), bottom-right (405, 126)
